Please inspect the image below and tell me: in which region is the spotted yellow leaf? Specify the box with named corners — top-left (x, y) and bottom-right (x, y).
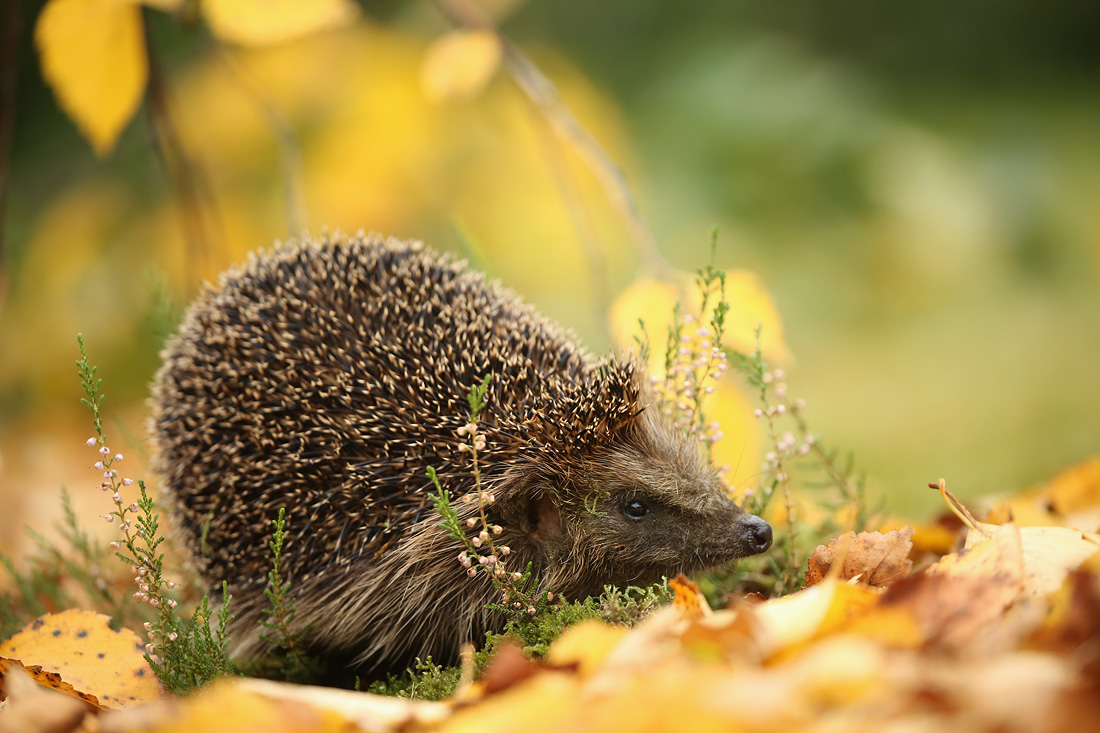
top-left (202, 0), bottom-right (358, 46)
top-left (421, 30), bottom-right (503, 102)
top-left (0, 609), bottom-right (163, 709)
top-left (35, 0), bottom-right (148, 155)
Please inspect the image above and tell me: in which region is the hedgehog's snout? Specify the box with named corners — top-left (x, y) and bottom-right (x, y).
top-left (738, 515), bottom-right (773, 554)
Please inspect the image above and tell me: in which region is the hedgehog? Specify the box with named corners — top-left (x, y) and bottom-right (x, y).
top-left (151, 232), bottom-right (773, 675)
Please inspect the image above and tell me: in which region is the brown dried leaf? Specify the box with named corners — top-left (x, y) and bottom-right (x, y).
top-left (669, 573), bottom-right (710, 620)
top-left (0, 663), bottom-right (95, 733)
top-left (805, 527), bottom-right (915, 588)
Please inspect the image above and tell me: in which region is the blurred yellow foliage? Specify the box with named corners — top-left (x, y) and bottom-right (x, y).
top-left (202, 0), bottom-right (359, 46)
top-left (35, 0), bottom-right (148, 155)
top-left (421, 30), bottom-right (503, 102)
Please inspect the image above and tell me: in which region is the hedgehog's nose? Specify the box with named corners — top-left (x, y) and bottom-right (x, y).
top-left (741, 515), bottom-right (773, 554)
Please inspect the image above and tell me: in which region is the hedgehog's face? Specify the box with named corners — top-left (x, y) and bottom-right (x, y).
top-left (518, 417), bottom-right (773, 595)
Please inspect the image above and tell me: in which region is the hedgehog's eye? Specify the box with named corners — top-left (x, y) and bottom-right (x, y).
top-left (622, 500), bottom-right (650, 520)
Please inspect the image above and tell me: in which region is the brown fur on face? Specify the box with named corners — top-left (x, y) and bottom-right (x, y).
top-left (151, 233), bottom-right (771, 674)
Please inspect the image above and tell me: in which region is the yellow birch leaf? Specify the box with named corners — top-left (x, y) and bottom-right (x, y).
top-left (202, 0), bottom-right (358, 46)
top-left (0, 609), bottom-right (162, 709)
top-left (35, 0), bottom-right (147, 156)
top-left (966, 522), bottom-right (1100, 598)
top-left (421, 30), bottom-right (503, 102)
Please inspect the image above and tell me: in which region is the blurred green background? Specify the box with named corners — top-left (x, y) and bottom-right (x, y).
top-left (1, 0), bottom-right (1098, 552)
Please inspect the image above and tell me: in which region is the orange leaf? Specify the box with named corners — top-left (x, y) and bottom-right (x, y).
top-left (670, 574), bottom-right (710, 620)
top-left (805, 527), bottom-right (915, 588)
top-left (35, 0), bottom-right (147, 155)
top-left (202, 0), bottom-right (359, 46)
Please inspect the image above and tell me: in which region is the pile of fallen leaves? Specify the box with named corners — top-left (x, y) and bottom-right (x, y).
top-left (3, 461), bottom-right (1100, 733)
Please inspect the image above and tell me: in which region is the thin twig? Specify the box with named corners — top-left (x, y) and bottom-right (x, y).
top-left (432, 0), bottom-right (673, 280)
top-left (209, 42), bottom-right (308, 236)
top-left (0, 0), bottom-right (21, 316)
top-left (525, 93), bottom-right (610, 318)
top-left (143, 10), bottom-right (220, 284)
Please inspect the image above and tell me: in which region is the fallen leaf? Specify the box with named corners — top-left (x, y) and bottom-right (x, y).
top-left (805, 527), bottom-right (915, 588)
top-left (752, 579), bottom-right (880, 658)
top-left (0, 610), bottom-right (162, 709)
top-left (546, 620), bottom-right (626, 677)
top-left (962, 521), bottom-right (1100, 598)
top-left (0, 656), bottom-right (105, 709)
top-left (669, 573), bottom-right (710, 620)
top-left (421, 30), bottom-right (503, 102)
top-left (0, 663), bottom-right (94, 733)
top-left (202, 0), bottom-right (358, 46)
top-left (35, 0), bottom-right (147, 155)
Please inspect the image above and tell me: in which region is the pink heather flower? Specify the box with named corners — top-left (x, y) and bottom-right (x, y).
top-left (478, 556), bottom-right (488, 565)
top-left (466, 568), bottom-right (477, 578)
top-left (465, 518), bottom-right (477, 528)
top-left (94, 461), bottom-right (104, 470)
top-left (150, 599), bottom-right (160, 607)
top-left (166, 581), bottom-right (176, 589)
top-left (499, 546), bottom-right (511, 555)
top-left (143, 622), bottom-right (153, 632)
top-left (86, 438), bottom-right (97, 447)
top-left (145, 643), bottom-right (155, 653)
top-left (754, 409), bottom-right (763, 418)
top-left (104, 514), bottom-right (114, 523)
top-left (109, 541), bottom-right (120, 550)
top-left (491, 525), bottom-right (502, 535)
top-left (168, 633), bottom-right (178, 642)
top-left (129, 503), bottom-right (139, 513)
top-left (167, 599), bottom-right (177, 609)
top-left (114, 453), bottom-right (124, 462)
top-left (122, 478), bottom-right (133, 486)
top-left (99, 446), bottom-right (110, 456)
top-left (776, 404), bottom-right (786, 415)
top-left (112, 492), bottom-right (121, 503)
top-left (472, 537), bottom-right (482, 548)
top-left (478, 531), bottom-right (490, 543)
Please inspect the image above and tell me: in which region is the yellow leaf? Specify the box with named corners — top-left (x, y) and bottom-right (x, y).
top-left (546, 620), bottom-right (626, 677)
top-left (202, 0), bottom-right (358, 46)
top-left (752, 579), bottom-right (880, 658)
top-left (608, 273), bottom-right (790, 367)
top-left (967, 522), bottom-right (1100, 598)
top-left (0, 609), bottom-right (163, 709)
top-left (35, 0), bottom-right (147, 156)
top-left (421, 30), bottom-right (503, 102)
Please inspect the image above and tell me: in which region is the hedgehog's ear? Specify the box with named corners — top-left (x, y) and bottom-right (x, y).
top-left (520, 490), bottom-right (562, 544)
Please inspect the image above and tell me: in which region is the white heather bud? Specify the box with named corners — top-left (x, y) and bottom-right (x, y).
top-left (478, 531), bottom-right (490, 543)
top-left (166, 581), bottom-right (176, 589)
top-left (122, 478), bottom-right (133, 486)
top-left (112, 492), bottom-right (121, 504)
top-left (168, 633), bottom-right (178, 642)
top-left (472, 537), bottom-right (482, 548)
top-left (467, 568), bottom-right (477, 578)
top-left (99, 446), bottom-right (110, 456)
top-left (478, 556), bottom-right (488, 565)
top-left (774, 385), bottom-right (786, 399)
top-left (150, 598), bottom-right (160, 607)
top-left (512, 572), bottom-right (523, 581)
top-left (94, 461), bottom-right (104, 470)
top-left (485, 493), bottom-right (496, 504)
top-left (114, 453), bottom-right (124, 462)
top-left (546, 592), bottom-right (554, 601)
top-left (109, 541), bottom-right (120, 550)
top-left (465, 518), bottom-right (477, 528)
top-left (704, 386), bottom-right (714, 394)
top-left (500, 546), bottom-right (511, 555)
top-left (458, 444), bottom-right (470, 453)
top-left (491, 525), bottom-right (502, 535)
top-left (527, 607), bottom-right (536, 616)
top-left (87, 438), bottom-right (97, 447)
top-left (776, 404), bottom-right (786, 415)
top-left (486, 555), bottom-right (497, 566)
top-left (103, 471), bottom-right (112, 479)
top-left (143, 622), bottom-right (153, 632)
top-left (754, 409), bottom-right (763, 418)
top-left (167, 599), bottom-right (177, 609)
top-left (104, 514), bottom-right (114, 523)
top-left (774, 369), bottom-right (786, 380)
top-left (129, 503), bottom-right (140, 513)
top-left (145, 643), bottom-right (155, 654)
top-left (502, 593), bottom-right (510, 602)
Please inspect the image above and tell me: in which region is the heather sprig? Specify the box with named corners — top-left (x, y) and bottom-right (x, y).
top-left (77, 334), bottom-right (234, 693)
top-left (430, 376), bottom-right (557, 620)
